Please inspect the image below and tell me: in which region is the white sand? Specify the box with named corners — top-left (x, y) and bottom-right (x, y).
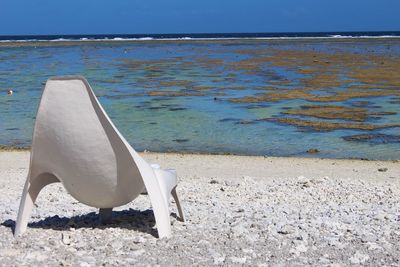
top-left (0, 151), bottom-right (399, 266)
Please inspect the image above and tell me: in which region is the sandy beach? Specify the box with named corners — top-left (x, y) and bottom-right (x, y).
top-left (0, 151), bottom-right (399, 266)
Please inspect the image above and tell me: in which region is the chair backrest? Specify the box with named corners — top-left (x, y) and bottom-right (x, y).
top-left (30, 76), bottom-right (145, 208)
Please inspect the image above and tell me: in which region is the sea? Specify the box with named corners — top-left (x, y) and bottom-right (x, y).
top-left (0, 32), bottom-right (399, 159)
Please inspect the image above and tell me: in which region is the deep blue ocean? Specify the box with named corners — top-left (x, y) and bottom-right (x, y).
top-left (1, 31), bottom-right (400, 42)
top-left (1, 32), bottom-right (400, 159)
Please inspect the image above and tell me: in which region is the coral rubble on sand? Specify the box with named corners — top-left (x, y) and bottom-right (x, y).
top-left (0, 152), bottom-right (399, 265)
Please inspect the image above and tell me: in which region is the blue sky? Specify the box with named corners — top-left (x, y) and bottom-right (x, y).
top-left (1, 0), bottom-right (399, 35)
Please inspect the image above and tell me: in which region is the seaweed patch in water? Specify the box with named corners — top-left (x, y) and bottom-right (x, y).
top-left (219, 118), bottom-right (240, 122)
top-left (173, 139), bottom-right (189, 143)
top-left (260, 117), bottom-right (400, 131)
top-left (159, 80), bottom-right (193, 87)
top-left (169, 107), bottom-right (187, 111)
top-left (230, 89), bottom-right (400, 103)
top-left (235, 120), bottom-right (256, 125)
top-left (228, 47), bottom-right (400, 107)
top-left (389, 97), bottom-right (400, 104)
top-left (343, 134), bottom-right (400, 144)
top-left (147, 106), bottom-right (166, 110)
top-left (148, 90), bottom-right (205, 97)
top-left (351, 101), bottom-right (373, 107)
top-left (283, 105), bottom-right (396, 122)
top-left (103, 92), bottom-right (145, 99)
top-left (242, 103), bottom-right (270, 109)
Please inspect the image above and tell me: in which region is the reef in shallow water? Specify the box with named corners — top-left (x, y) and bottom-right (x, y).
top-left (342, 134), bottom-right (400, 144)
top-left (261, 117), bottom-right (400, 132)
top-left (283, 105), bottom-right (396, 122)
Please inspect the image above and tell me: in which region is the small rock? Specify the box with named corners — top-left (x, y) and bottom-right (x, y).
top-left (230, 257), bottom-right (246, 264)
top-left (198, 239), bottom-right (210, 246)
top-left (310, 178), bottom-right (324, 184)
top-left (295, 243), bottom-right (308, 253)
top-left (62, 233), bottom-right (71, 245)
top-left (133, 236), bottom-right (147, 243)
top-left (231, 224), bottom-right (248, 237)
top-left (0, 248), bottom-right (19, 257)
top-left (210, 179), bottom-right (219, 184)
top-left (25, 251), bottom-right (48, 262)
top-left (224, 180), bottom-right (240, 187)
top-left (349, 251), bottom-right (370, 264)
top-left (319, 256), bottom-right (330, 264)
top-left (130, 249), bottom-right (145, 257)
top-left (367, 242), bottom-right (382, 251)
top-left (213, 254), bottom-right (226, 265)
top-left (378, 167), bottom-right (388, 172)
top-left (374, 211), bottom-right (388, 221)
top-left (110, 240), bottom-right (123, 250)
top-left (297, 176), bottom-right (311, 188)
top-left (361, 234), bottom-right (375, 243)
top-left (277, 224), bottom-right (295, 235)
top-left (307, 148), bottom-right (319, 153)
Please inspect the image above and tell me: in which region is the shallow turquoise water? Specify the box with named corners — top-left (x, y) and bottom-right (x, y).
top-left (0, 39), bottom-right (399, 159)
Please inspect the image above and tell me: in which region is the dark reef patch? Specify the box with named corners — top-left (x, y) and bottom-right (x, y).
top-left (235, 120), bottom-right (256, 125)
top-left (343, 134), bottom-right (400, 144)
top-left (173, 139), bottom-right (190, 143)
top-left (283, 105), bottom-right (396, 122)
top-left (147, 106), bottom-right (166, 110)
top-left (230, 89), bottom-right (400, 103)
top-left (242, 104), bottom-right (270, 109)
top-left (103, 92), bottom-right (145, 99)
top-left (148, 90), bottom-right (205, 97)
top-left (260, 117), bottom-right (400, 132)
top-left (169, 107), bottom-right (187, 111)
top-left (219, 118), bottom-right (240, 122)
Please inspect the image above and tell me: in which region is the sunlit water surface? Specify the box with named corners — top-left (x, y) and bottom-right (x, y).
top-left (0, 39), bottom-right (399, 159)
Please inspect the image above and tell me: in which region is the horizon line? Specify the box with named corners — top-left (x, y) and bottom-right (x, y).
top-left (1, 30), bottom-right (400, 37)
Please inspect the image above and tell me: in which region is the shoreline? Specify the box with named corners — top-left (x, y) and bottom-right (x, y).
top-left (2, 151), bottom-right (398, 179)
top-left (1, 146), bottom-right (399, 162)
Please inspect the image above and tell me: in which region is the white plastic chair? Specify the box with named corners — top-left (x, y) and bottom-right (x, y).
top-left (15, 76), bottom-right (185, 238)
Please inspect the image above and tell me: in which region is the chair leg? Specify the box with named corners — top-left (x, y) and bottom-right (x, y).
top-left (14, 174), bottom-right (58, 237)
top-left (99, 208), bottom-right (113, 224)
top-left (171, 187), bottom-right (185, 222)
top-left (141, 169), bottom-right (172, 238)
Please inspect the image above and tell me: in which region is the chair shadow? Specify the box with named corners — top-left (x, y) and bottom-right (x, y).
top-left (2, 208), bottom-right (163, 237)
